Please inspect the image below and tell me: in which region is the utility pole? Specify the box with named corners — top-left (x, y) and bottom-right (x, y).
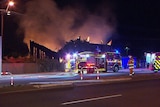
top-left (0, 1), bottom-right (14, 76)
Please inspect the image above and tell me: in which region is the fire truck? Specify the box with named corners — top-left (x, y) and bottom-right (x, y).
top-left (64, 51), bottom-right (122, 73)
top-left (145, 52), bottom-right (160, 72)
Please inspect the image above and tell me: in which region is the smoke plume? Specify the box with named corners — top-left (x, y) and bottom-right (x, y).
top-left (20, 0), bottom-right (117, 52)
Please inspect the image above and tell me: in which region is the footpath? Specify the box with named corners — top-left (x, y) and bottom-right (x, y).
top-left (30, 71), bottom-right (160, 88)
top-left (0, 68), bottom-right (160, 94)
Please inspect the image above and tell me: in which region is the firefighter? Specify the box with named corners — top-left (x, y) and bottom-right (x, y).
top-left (128, 55), bottom-right (135, 76)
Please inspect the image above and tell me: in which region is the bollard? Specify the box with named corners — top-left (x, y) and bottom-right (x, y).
top-left (10, 77), bottom-right (14, 86)
top-left (96, 68), bottom-right (100, 80)
top-left (80, 67), bottom-right (84, 80)
top-left (80, 70), bottom-right (83, 80)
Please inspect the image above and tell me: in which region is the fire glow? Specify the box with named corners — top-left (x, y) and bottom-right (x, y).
top-left (20, 0), bottom-right (117, 51)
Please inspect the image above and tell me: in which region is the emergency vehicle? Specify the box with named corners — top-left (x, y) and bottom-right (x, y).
top-left (145, 52), bottom-right (160, 72)
top-left (64, 51), bottom-right (122, 73)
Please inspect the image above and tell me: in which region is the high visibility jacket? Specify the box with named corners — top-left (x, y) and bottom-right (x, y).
top-left (128, 59), bottom-right (134, 69)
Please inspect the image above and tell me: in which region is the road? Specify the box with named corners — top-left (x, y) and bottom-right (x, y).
top-left (0, 79), bottom-right (160, 107)
top-left (0, 68), bottom-right (155, 86)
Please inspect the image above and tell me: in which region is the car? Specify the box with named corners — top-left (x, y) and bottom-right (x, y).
top-left (1, 71), bottom-right (12, 75)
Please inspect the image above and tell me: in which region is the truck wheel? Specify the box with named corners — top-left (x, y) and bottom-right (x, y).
top-left (113, 66), bottom-right (119, 72)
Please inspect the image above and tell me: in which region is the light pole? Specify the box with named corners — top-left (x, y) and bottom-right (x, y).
top-left (125, 47), bottom-right (130, 56)
top-left (0, 1), bottom-right (14, 76)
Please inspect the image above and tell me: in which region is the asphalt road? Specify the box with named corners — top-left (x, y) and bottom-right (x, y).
top-left (0, 79), bottom-right (160, 107)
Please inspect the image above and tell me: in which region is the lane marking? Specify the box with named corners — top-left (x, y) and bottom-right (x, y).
top-left (61, 94), bottom-right (122, 105)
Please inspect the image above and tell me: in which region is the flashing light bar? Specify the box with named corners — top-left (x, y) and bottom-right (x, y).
top-left (115, 49), bottom-right (119, 53)
top-left (86, 54), bottom-right (90, 57)
top-left (66, 54), bottom-right (71, 59)
top-left (102, 54), bottom-right (105, 58)
top-left (73, 53), bottom-right (77, 58)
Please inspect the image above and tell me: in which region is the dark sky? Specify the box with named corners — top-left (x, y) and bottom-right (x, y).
top-left (114, 0), bottom-right (160, 58)
top-left (1, 0), bottom-right (160, 58)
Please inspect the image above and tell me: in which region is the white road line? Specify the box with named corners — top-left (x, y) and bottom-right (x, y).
top-left (61, 94), bottom-right (122, 105)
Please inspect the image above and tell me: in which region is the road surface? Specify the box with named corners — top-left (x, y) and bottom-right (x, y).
top-left (0, 79), bottom-right (160, 107)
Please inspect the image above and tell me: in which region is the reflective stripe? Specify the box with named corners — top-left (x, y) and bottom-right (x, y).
top-left (155, 60), bottom-right (160, 65)
top-left (154, 60), bottom-right (160, 70)
top-left (129, 66), bottom-right (134, 69)
top-left (98, 68), bottom-right (106, 72)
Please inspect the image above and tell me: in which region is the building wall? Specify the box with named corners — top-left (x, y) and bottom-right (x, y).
top-left (2, 63), bottom-right (39, 74)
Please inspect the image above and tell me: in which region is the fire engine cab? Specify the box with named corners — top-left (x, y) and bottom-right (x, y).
top-left (64, 51), bottom-right (122, 73)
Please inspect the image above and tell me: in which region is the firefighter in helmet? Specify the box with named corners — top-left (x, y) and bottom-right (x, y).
top-left (128, 55), bottom-right (135, 76)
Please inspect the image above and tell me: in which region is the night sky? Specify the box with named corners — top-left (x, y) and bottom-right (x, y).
top-left (1, 0), bottom-right (160, 58)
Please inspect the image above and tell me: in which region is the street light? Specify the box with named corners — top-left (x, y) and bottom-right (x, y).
top-left (0, 1), bottom-right (15, 75)
top-left (6, 1), bottom-right (14, 15)
top-left (125, 47), bottom-right (130, 56)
